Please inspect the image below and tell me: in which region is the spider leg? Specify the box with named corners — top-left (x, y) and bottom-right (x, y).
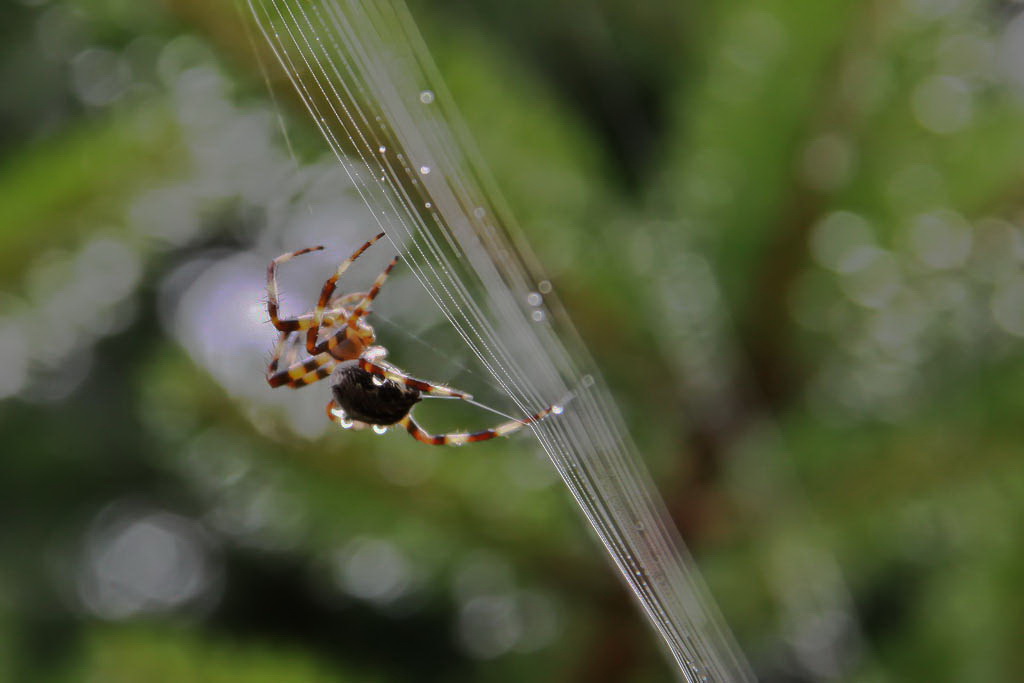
top-left (347, 255), bottom-right (400, 329)
top-left (267, 331), bottom-right (338, 388)
top-left (325, 400), bottom-right (372, 429)
top-left (267, 353), bottom-right (338, 388)
top-left (267, 331), bottom-right (291, 376)
top-left (267, 327), bottom-right (316, 376)
top-left (307, 232), bottom-right (386, 354)
top-left (398, 404), bottom-right (559, 446)
top-left (267, 246), bottom-right (324, 332)
top-left (277, 304), bottom-right (355, 334)
top-left (358, 359), bottom-right (472, 399)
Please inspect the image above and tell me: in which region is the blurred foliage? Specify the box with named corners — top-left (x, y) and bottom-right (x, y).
top-left (3, 0), bottom-right (1024, 681)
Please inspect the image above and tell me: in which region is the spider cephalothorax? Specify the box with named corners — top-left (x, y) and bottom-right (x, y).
top-left (265, 232), bottom-right (561, 445)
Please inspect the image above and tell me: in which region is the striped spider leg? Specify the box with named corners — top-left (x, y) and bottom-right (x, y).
top-left (398, 404), bottom-right (560, 446)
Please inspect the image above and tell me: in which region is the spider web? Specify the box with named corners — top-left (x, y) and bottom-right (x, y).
top-left (246, 0), bottom-right (754, 679)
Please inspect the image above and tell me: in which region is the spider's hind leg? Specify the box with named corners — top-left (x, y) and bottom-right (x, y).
top-left (358, 359), bottom-right (471, 399)
top-left (399, 404), bottom-right (559, 446)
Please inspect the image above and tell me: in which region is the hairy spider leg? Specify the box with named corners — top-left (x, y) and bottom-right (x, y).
top-left (358, 358), bottom-right (472, 399)
top-left (266, 330), bottom-right (306, 377)
top-left (267, 332), bottom-right (339, 388)
top-left (347, 255), bottom-right (400, 329)
top-left (399, 403), bottom-right (560, 446)
top-left (267, 245), bottom-right (324, 332)
top-left (267, 330), bottom-right (291, 376)
top-left (307, 232), bottom-right (386, 354)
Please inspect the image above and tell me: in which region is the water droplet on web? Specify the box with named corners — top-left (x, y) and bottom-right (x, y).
top-left (538, 280), bottom-right (552, 294)
top-left (372, 375), bottom-right (386, 386)
top-left (340, 417), bottom-right (354, 429)
top-left (531, 310), bottom-right (545, 322)
top-left (372, 424), bottom-right (388, 435)
top-left (424, 202), bottom-right (433, 209)
top-left (419, 166), bottom-right (431, 175)
top-left (526, 292), bottom-right (542, 306)
top-left (378, 145), bottom-right (386, 154)
top-left (581, 375), bottom-right (594, 388)
top-left (552, 405), bottom-right (564, 415)
top-left (473, 207), bottom-right (486, 219)
top-left (419, 90), bottom-right (435, 104)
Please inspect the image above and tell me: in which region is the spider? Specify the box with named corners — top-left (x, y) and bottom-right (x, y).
top-left (265, 231), bottom-right (562, 445)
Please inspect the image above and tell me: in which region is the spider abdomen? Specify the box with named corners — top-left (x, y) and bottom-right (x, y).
top-left (329, 360), bottom-right (421, 425)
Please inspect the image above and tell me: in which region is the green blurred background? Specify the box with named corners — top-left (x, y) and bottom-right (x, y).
top-left (3, 0), bottom-right (1024, 680)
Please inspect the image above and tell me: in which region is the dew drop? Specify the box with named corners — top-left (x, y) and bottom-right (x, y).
top-left (419, 89), bottom-right (435, 104)
top-left (424, 202), bottom-right (433, 209)
top-left (340, 417), bottom-right (354, 429)
top-left (473, 207), bottom-right (486, 219)
top-left (372, 424), bottom-right (388, 435)
top-left (378, 145), bottom-right (386, 154)
top-left (552, 405), bottom-right (564, 415)
top-left (531, 310), bottom-right (545, 322)
top-left (581, 375), bottom-right (594, 388)
top-left (331, 407), bottom-right (347, 419)
top-left (538, 280), bottom-right (552, 294)
top-left (526, 292), bottom-right (542, 306)
top-left (419, 165), bottom-right (431, 175)
top-left (372, 375), bottom-right (386, 386)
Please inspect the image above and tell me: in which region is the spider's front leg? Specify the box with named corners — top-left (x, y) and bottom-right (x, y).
top-left (307, 232), bottom-right (386, 354)
top-left (346, 255), bottom-right (400, 329)
top-left (267, 246), bottom-right (324, 332)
